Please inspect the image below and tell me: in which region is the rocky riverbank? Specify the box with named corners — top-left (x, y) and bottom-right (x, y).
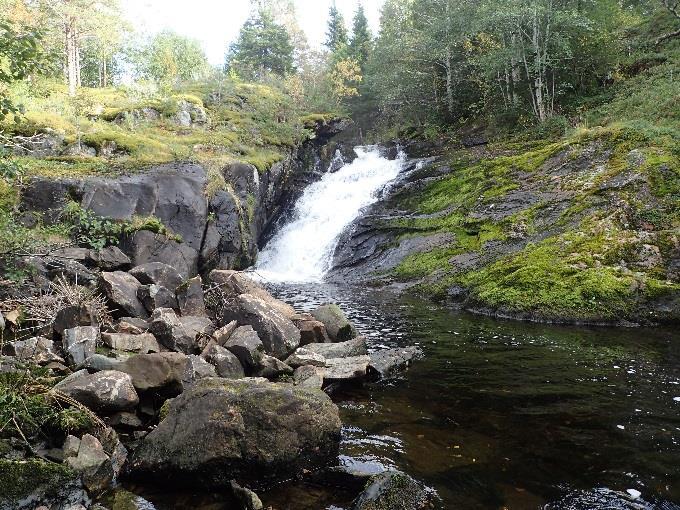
top-left (0, 257), bottom-right (425, 510)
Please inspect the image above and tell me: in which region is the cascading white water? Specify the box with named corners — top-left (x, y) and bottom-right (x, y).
top-left (254, 146), bottom-right (405, 283)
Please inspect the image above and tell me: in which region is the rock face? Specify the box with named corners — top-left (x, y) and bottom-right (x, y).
top-left (222, 294), bottom-right (300, 359)
top-left (100, 272), bottom-right (147, 319)
top-left (352, 470), bottom-right (431, 510)
top-left (128, 377), bottom-right (341, 489)
top-left (55, 370), bottom-right (139, 413)
top-left (311, 304), bottom-right (357, 342)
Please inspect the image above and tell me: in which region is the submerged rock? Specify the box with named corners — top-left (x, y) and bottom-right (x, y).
top-left (352, 470), bottom-right (432, 510)
top-left (127, 377), bottom-right (341, 489)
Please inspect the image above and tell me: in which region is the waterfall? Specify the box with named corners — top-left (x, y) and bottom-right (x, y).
top-left (254, 146), bottom-right (405, 283)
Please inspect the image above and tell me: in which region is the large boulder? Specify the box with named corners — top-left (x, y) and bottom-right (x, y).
top-left (311, 304), bottom-right (357, 342)
top-left (54, 370), bottom-right (139, 413)
top-left (324, 355), bottom-right (370, 381)
top-left (304, 337), bottom-right (368, 359)
top-left (121, 231), bottom-right (199, 280)
top-left (291, 314), bottom-right (331, 345)
top-left (127, 377), bottom-right (341, 489)
top-left (293, 365), bottom-right (325, 389)
top-left (116, 352), bottom-right (188, 392)
top-left (368, 347), bottom-right (421, 379)
top-left (223, 326), bottom-right (265, 372)
top-left (129, 262), bottom-right (183, 292)
top-left (100, 272), bottom-right (147, 319)
top-left (62, 326), bottom-right (99, 365)
top-left (149, 308), bottom-right (214, 354)
top-left (137, 284), bottom-right (177, 313)
top-left (89, 246), bottom-right (131, 271)
top-left (352, 470), bottom-right (431, 510)
top-left (285, 348), bottom-right (326, 369)
top-left (222, 294), bottom-right (300, 359)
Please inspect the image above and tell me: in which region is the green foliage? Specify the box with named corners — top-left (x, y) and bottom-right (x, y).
top-left (0, 21), bottom-right (42, 120)
top-left (325, 2), bottom-right (349, 52)
top-left (349, 4), bottom-right (372, 67)
top-left (226, 9), bottom-right (295, 79)
top-left (62, 201), bottom-right (123, 250)
top-left (134, 30), bottom-right (211, 85)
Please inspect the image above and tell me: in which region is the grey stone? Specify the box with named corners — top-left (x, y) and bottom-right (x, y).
top-left (99, 271), bottom-right (147, 319)
top-left (368, 346), bottom-right (422, 379)
top-left (292, 314), bottom-right (331, 345)
top-left (116, 317), bottom-right (149, 334)
top-left (55, 370), bottom-right (139, 412)
top-left (209, 270), bottom-right (296, 318)
top-left (63, 326), bottom-right (99, 365)
top-left (213, 320), bottom-right (238, 345)
top-left (54, 305), bottom-right (98, 336)
top-left (293, 365), bottom-right (325, 389)
top-left (129, 262), bottom-right (183, 291)
top-left (253, 354), bottom-right (293, 379)
top-left (117, 352), bottom-right (188, 392)
top-left (122, 231), bottom-right (198, 280)
top-left (65, 433), bottom-right (113, 494)
top-left (101, 332), bottom-right (160, 354)
top-left (202, 343), bottom-right (245, 379)
top-left (285, 348), bottom-right (326, 369)
top-left (311, 304), bottom-right (357, 342)
top-left (224, 325), bottom-right (265, 371)
top-left (324, 355), bottom-right (370, 381)
top-left (176, 276), bottom-right (206, 316)
top-left (183, 354), bottom-right (217, 385)
top-left (63, 435), bottom-right (81, 458)
top-left (149, 308), bottom-right (214, 354)
top-left (128, 377), bottom-right (341, 488)
top-left (108, 412), bottom-right (143, 429)
top-left (80, 354), bottom-right (123, 372)
top-left (137, 284), bottom-right (178, 313)
top-left (304, 337), bottom-right (368, 359)
top-left (1, 337), bottom-right (64, 365)
top-left (352, 470), bottom-right (431, 510)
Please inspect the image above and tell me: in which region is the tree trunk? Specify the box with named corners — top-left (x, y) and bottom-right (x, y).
top-left (103, 57), bottom-right (108, 88)
top-left (445, 45), bottom-right (454, 116)
top-left (65, 19), bottom-right (77, 96)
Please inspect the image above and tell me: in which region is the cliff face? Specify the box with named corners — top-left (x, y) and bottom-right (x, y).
top-left (17, 118), bottom-right (350, 279)
top-left (328, 128), bottom-right (680, 326)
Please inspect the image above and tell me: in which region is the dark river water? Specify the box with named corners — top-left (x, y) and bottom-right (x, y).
top-left (135, 283), bottom-right (680, 510)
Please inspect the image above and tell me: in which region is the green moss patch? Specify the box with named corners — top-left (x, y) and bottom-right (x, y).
top-left (0, 459), bottom-right (78, 505)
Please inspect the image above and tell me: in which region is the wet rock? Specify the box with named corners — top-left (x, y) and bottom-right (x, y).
top-left (137, 284), bottom-right (177, 313)
top-left (101, 332), bottom-right (160, 354)
top-left (63, 326), bottom-right (99, 365)
top-left (176, 276), bottom-right (206, 316)
top-left (122, 231), bottom-right (198, 280)
top-left (149, 308), bottom-right (214, 354)
top-left (100, 271), bottom-right (148, 319)
top-left (304, 337), bottom-right (368, 359)
top-left (224, 326), bottom-right (265, 372)
top-left (368, 347), bottom-right (421, 379)
top-left (1, 337), bottom-right (63, 365)
top-left (222, 294), bottom-right (300, 359)
top-left (128, 377), bottom-right (341, 489)
top-left (55, 370), bottom-right (139, 412)
top-left (324, 355), bottom-right (370, 381)
top-left (116, 352), bottom-right (188, 392)
top-left (231, 480), bottom-right (263, 510)
top-left (183, 354), bottom-right (217, 385)
top-left (311, 304), bottom-right (357, 342)
top-left (129, 262), bottom-right (183, 291)
top-left (253, 355), bottom-right (293, 379)
top-left (202, 343), bottom-right (245, 379)
top-left (286, 348), bottom-right (326, 368)
top-left (292, 314), bottom-right (331, 345)
top-left (65, 434), bottom-right (114, 494)
top-left (352, 470), bottom-right (431, 510)
top-left (89, 246), bottom-right (131, 271)
top-left (293, 365), bottom-right (325, 389)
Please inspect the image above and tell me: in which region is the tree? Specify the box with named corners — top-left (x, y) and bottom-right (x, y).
top-left (657, 0), bottom-right (680, 45)
top-left (226, 8), bottom-right (295, 79)
top-left (349, 3), bottom-right (372, 67)
top-left (0, 21), bottom-right (42, 120)
top-left (255, 0), bottom-right (310, 67)
top-left (325, 1), bottom-right (348, 52)
top-left (138, 31), bottom-right (210, 84)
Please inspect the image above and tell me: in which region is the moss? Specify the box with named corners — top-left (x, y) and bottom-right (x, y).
top-left (0, 459), bottom-right (78, 505)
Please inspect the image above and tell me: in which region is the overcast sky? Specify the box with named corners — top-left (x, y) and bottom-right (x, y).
top-left (121, 0), bottom-right (385, 66)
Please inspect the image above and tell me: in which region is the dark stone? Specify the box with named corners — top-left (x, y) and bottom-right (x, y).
top-left (137, 284), bottom-right (178, 313)
top-left (121, 231), bottom-right (198, 280)
top-left (352, 470), bottom-right (431, 510)
top-left (129, 262), bottom-right (183, 291)
top-left (176, 276), bottom-right (206, 316)
top-left (54, 370), bottom-right (139, 412)
top-left (116, 352), bottom-right (188, 392)
top-left (54, 305), bottom-right (98, 336)
top-left (99, 271), bottom-right (148, 319)
top-left (62, 326), bottom-right (99, 365)
top-left (252, 355), bottom-right (293, 379)
top-left (89, 246), bottom-right (131, 271)
top-left (223, 326), bottom-right (265, 372)
top-left (368, 346), bottom-right (422, 379)
top-left (304, 337), bottom-right (368, 359)
top-left (149, 308), bottom-right (214, 354)
top-left (201, 343), bottom-right (245, 379)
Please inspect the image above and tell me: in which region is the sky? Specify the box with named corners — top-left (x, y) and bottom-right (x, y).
top-left (121, 0), bottom-right (385, 66)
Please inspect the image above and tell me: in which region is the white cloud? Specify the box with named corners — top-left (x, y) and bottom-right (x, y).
top-left (122, 0), bottom-right (384, 66)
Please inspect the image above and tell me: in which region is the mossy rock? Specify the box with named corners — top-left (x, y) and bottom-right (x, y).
top-left (0, 459), bottom-right (83, 510)
top-left (353, 470), bottom-right (432, 510)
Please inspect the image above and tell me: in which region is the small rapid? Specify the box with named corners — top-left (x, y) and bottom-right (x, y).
top-left (254, 146), bottom-right (405, 283)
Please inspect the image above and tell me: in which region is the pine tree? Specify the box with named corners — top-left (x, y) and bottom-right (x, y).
top-left (324, 1), bottom-right (348, 52)
top-left (349, 3), bottom-right (372, 66)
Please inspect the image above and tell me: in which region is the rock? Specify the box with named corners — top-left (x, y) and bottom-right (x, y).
top-left (149, 308), bottom-right (214, 354)
top-left (63, 142), bottom-right (97, 157)
top-left (292, 314), bottom-right (331, 345)
top-left (231, 480), bottom-right (263, 510)
top-left (311, 304), bottom-right (357, 342)
top-left (304, 337), bottom-right (368, 359)
top-left (202, 343), bottom-right (245, 379)
top-left (54, 305), bottom-right (98, 336)
top-left (62, 326), bottom-right (99, 365)
top-left (65, 434), bottom-right (114, 494)
top-left (293, 365), bottom-right (325, 389)
top-left (137, 284), bottom-right (178, 313)
top-left (80, 354), bottom-right (123, 372)
top-left (222, 294), bottom-right (300, 359)
top-left (89, 246), bottom-right (131, 271)
top-left (368, 347), bottom-right (421, 379)
top-left (285, 348), bottom-right (326, 368)
top-left (117, 317), bottom-right (149, 334)
top-left (104, 488), bottom-right (157, 510)
top-left (214, 320), bottom-right (238, 345)
top-left (101, 332), bottom-right (160, 354)
top-left (324, 355), bottom-right (370, 381)
top-left (116, 352), bottom-right (188, 392)
top-left (253, 355), bottom-right (293, 379)
top-left (54, 370), bottom-right (139, 412)
top-left (183, 354), bottom-right (217, 385)
top-left (11, 132), bottom-right (64, 157)
top-left (128, 377), bottom-right (341, 489)
top-left (176, 276), bottom-right (206, 316)
top-left (224, 326), bottom-right (265, 372)
top-left (352, 470), bottom-right (431, 510)
top-left (208, 270), bottom-right (296, 318)
top-left (100, 271), bottom-right (148, 319)
top-left (1, 337), bottom-right (64, 365)
top-left (129, 262), bottom-right (184, 291)
top-left (121, 231), bottom-right (198, 280)
top-left (108, 412), bottom-right (143, 430)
